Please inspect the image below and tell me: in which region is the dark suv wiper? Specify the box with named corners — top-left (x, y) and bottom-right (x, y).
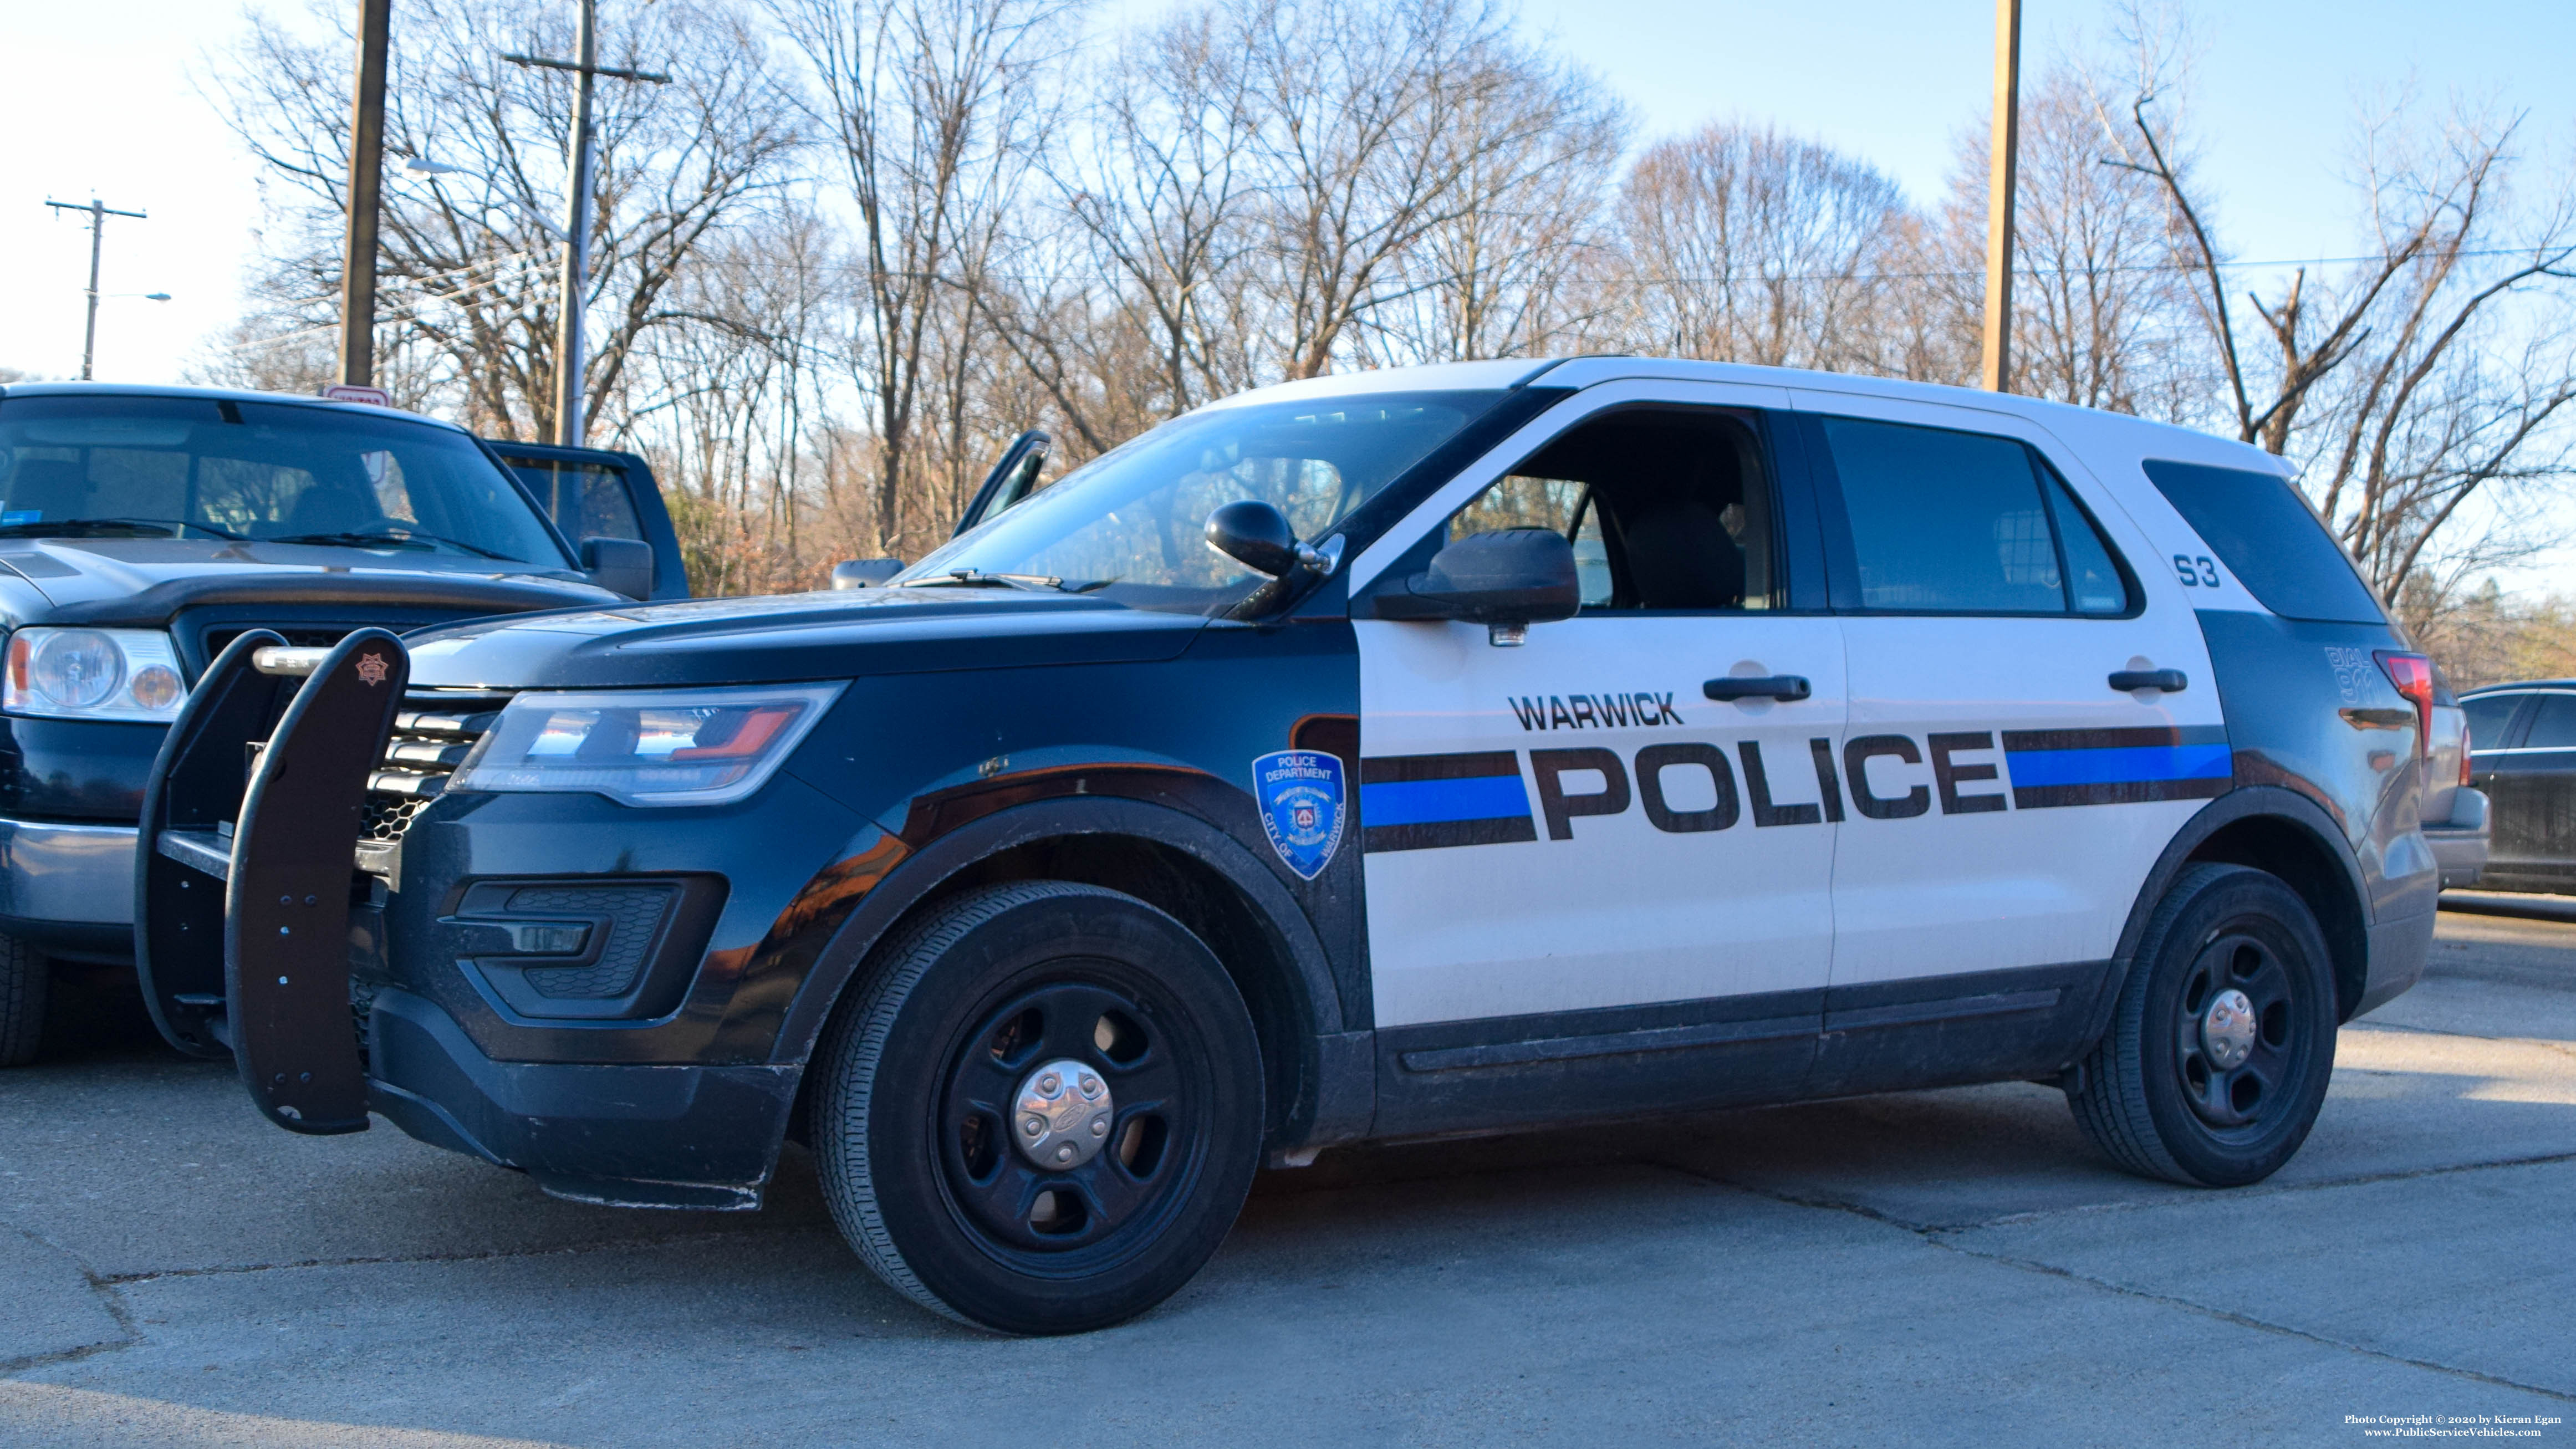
top-left (0, 517), bottom-right (247, 540)
top-left (892, 569), bottom-right (1084, 593)
top-left (266, 529), bottom-right (510, 560)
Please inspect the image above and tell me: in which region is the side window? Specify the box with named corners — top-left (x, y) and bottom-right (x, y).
top-left (2140, 460), bottom-right (2385, 624)
top-left (505, 460), bottom-right (645, 543)
top-left (2521, 695), bottom-right (2576, 751)
top-left (2462, 693), bottom-right (2525, 751)
top-left (1819, 416), bottom-right (2129, 615)
top-left (1449, 409), bottom-right (1777, 611)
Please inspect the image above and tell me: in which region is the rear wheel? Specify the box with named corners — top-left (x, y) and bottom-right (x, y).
top-left (2067, 863), bottom-right (2339, 1186)
top-left (812, 881), bottom-right (1264, 1334)
top-left (0, 931), bottom-right (50, 1067)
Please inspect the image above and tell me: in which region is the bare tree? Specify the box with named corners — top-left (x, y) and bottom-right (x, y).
top-left (1609, 121), bottom-right (1911, 371)
top-left (767, 0), bottom-right (1068, 557)
top-left (202, 0), bottom-right (797, 438)
top-left (2118, 79), bottom-right (2576, 617)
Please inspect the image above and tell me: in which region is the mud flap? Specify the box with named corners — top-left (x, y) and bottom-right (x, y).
top-left (223, 630), bottom-right (410, 1135)
top-left (134, 629), bottom-right (294, 1060)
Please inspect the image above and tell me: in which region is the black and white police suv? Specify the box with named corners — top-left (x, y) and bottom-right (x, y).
top-left (135, 359), bottom-right (2461, 1335)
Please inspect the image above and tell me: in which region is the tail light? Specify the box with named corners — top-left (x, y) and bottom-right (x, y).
top-left (2461, 720), bottom-right (2476, 787)
top-left (2375, 651), bottom-right (2435, 758)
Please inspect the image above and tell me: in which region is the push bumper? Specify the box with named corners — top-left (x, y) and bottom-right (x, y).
top-left (367, 987), bottom-right (794, 1210)
top-left (2424, 787), bottom-right (2491, 890)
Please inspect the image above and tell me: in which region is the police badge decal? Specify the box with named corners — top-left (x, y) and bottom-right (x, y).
top-left (1251, 749), bottom-right (1345, 881)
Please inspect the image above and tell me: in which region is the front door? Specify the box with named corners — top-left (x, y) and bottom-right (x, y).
top-left (1794, 394), bottom-right (2225, 1090)
top-left (1351, 384), bottom-right (1844, 1102)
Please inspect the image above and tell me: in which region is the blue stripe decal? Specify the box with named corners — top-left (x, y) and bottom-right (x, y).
top-left (2004, 743), bottom-right (2232, 788)
top-left (1360, 775), bottom-right (1532, 827)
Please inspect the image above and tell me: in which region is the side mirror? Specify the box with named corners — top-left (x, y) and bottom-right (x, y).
top-left (830, 558), bottom-right (905, 590)
top-left (580, 536), bottom-right (654, 600)
top-left (1366, 529), bottom-right (1579, 642)
top-left (1205, 500), bottom-right (1334, 578)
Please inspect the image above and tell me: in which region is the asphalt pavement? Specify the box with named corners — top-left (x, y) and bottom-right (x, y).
top-left (3, 902), bottom-right (2572, 1447)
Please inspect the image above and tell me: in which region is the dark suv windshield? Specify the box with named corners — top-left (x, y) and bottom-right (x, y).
top-left (902, 390), bottom-right (1506, 613)
top-left (0, 394), bottom-right (570, 566)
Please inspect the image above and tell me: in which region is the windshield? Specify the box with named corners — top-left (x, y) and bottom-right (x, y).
top-left (0, 394), bottom-right (570, 566)
top-left (902, 390), bottom-right (1506, 612)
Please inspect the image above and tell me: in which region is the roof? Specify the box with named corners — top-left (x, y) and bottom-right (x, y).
top-left (0, 380), bottom-right (468, 433)
top-left (1207, 356), bottom-right (2291, 477)
top-left (2461, 680), bottom-right (2576, 695)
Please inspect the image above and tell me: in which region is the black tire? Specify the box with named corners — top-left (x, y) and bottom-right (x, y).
top-left (0, 931), bottom-right (50, 1068)
top-left (812, 881), bottom-right (1265, 1335)
top-left (2067, 863), bottom-right (2339, 1187)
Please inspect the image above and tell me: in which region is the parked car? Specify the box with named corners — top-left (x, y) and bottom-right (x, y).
top-left (2421, 665), bottom-right (2488, 889)
top-left (0, 382), bottom-right (669, 1064)
top-left (141, 358), bottom-right (2450, 1334)
top-left (2458, 680), bottom-right (2576, 893)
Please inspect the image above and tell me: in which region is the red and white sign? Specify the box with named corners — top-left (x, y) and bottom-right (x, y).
top-left (319, 384), bottom-right (394, 407)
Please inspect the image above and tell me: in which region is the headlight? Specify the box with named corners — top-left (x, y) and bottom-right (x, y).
top-left (3, 628), bottom-right (188, 721)
top-left (447, 682), bottom-right (846, 807)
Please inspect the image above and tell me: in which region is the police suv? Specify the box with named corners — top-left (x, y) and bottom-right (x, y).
top-left (135, 359), bottom-right (2460, 1335)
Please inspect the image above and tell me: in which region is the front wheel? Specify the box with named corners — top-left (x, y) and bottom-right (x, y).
top-left (812, 881), bottom-right (1265, 1334)
top-left (0, 932), bottom-right (49, 1067)
top-left (2067, 863), bottom-right (2340, 1187)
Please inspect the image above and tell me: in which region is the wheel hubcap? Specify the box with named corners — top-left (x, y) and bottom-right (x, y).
top-left (936, 978), bottom-right (1195, 1256)
top-left (1014, 1058), bottom-right (1115, 1170)
top-left (2174, 930), bottom-right (2301, 1130)
top-left (2199, 988), bottom-right (2257, 1070)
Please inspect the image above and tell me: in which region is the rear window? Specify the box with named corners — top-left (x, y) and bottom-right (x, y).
top-left (2461, 693), bottom-right (2524, 751)
top-left (2141, 460), bottom-right (2384, 624)
top-left (2523, 695), bottom-right (2576, 751)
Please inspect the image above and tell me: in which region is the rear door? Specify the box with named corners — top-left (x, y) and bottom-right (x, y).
top-left (1795, 394), bottom-right (2223, 1090)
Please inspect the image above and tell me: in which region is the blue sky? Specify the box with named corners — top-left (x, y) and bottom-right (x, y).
top-left (3, 0), bottom-right (2569, 385)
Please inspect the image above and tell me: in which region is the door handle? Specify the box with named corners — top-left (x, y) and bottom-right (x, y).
top-left (2109, 669), bottom-right (2189, 693)
top-left (1705, 675), bottom-right (1812, 702)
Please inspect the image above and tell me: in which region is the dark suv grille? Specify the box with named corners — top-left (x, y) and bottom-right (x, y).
top-left (362, 693), bottom-right (512, 844)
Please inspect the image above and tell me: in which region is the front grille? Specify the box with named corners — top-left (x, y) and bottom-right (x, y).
top-left (363, 692), bottom-right (511, 846)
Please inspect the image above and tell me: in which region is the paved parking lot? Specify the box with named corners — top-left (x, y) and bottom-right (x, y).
top-left (4, 901), bottom-right (2573, 1447)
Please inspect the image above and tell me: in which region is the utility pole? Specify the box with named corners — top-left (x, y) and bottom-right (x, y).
top-left (506, 6), bottom-right (666, 446)
top-left (1979, 0), bottom-right (2024, 394)
top-left (340, 0), bottom-right (394, 389)
top-left (44, 198), bottom-right (147, 381)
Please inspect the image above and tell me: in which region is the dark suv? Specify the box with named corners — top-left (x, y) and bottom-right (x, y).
top-left (0, 382), bottom-right (671, 1063)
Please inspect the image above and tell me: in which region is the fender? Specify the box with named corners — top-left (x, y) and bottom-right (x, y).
top-left (769, 794), bottom-right (1367, 1147)
top-left (2084, 784), bottom-right (2371, 1049)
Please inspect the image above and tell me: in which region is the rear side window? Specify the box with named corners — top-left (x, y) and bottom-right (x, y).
top-left (2140, 460), bottom-right (2384, 624)
top-left (2522, 695), bottom-right (2576, 751)
top-left (501, 456), bottom-right (644, 544)
top-left (1817, 416), bottom-right (2130, 615)
top-left (2461, 693), bottom-right (2524, 751)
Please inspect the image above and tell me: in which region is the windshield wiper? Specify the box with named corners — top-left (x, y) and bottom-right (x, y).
top-left (267, 529), bottom-right (510, 560)
top-left (892, 568), bottom-right (1080, 593)
top-left (0, 516), bottom-right (247, 540)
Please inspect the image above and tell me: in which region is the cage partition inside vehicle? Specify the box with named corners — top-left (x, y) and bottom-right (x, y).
top-left (135, 629), bottom-right (412, 1135)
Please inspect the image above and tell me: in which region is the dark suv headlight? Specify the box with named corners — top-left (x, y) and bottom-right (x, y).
top-left (2, 627), bottom-right (188, 721)
top-left (447, 682), bottom-right (845, 807)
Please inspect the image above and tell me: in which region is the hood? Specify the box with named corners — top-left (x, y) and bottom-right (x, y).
top-left (0, 537), bottom-right (616, 626)
top-left (404, 588), bottom-right (1212, 690)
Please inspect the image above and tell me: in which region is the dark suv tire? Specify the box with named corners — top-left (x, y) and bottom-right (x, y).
top-left (0, 931), bottom-right (49, 1067)
top-left (811, 881), bottom-right (1265, 1335)
top-left (2067, 863), bottom-right (2340, 1187)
